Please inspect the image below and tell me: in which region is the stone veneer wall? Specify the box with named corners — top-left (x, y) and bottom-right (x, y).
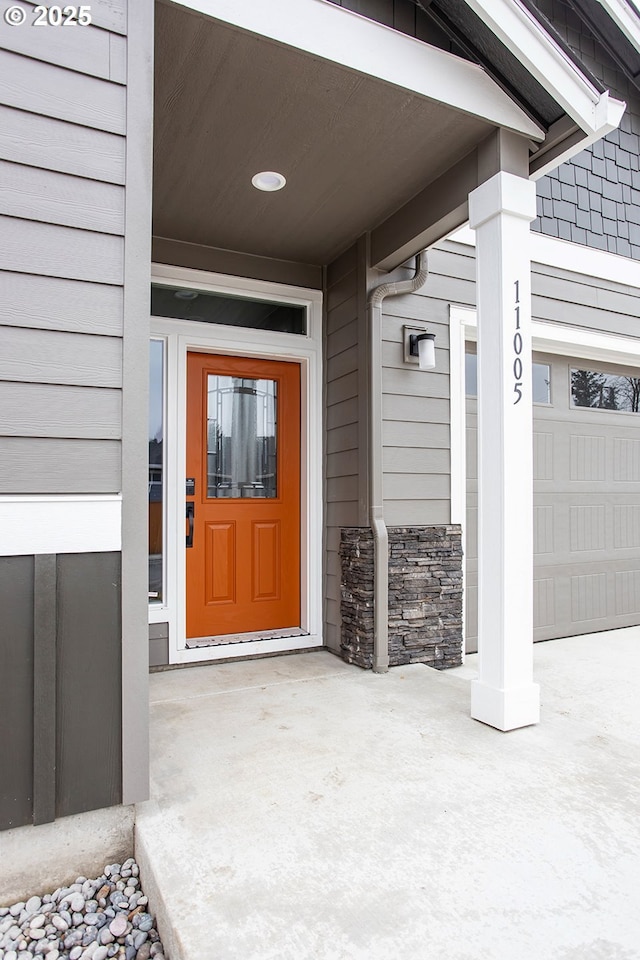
top-left (340, 526), bottom-right (463, 669)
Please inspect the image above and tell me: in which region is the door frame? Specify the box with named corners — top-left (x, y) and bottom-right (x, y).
top-left (149, 263), bottom-right (323, 664)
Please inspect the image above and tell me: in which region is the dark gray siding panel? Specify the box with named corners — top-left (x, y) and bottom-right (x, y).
top-left (149, 623), bottom-right (169, 668)
top-left (323, 240), bottom-right (367, 653)
top-left (56, 553), bottom-right (122, 819)
top-left (0, 556), bottom-right (34, 830)
top-left (532, 0), bottom-right (640, 259)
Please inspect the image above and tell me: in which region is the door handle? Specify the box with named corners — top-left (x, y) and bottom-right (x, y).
top-left (186, 501), bottom-right (194, 548)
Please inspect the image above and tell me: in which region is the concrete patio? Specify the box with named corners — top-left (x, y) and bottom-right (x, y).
top-left (136, 629), bottom-right (640, 960)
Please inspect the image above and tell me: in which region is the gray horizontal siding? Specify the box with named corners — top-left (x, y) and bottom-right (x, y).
top-left (0, 107), bottom-right (126, 184)
top-left (20, 0), bottom-right (127, 34)
top-left (0, 162), bottom-right (125, 234)
top-left (0, 272), bottom-right (123, 336)
top-left (0, 438), bottom-right (121, 494)
top-left (532, 264), bottom-right (640, 338)
top-left (0, 383), bottom-right (121, 440)
top-left (2, 15), bottom-right (125, 81)
top-left (0, 328), bottom-right (121, 388)
top-left (1, 50), bottom-right (126, 134)
top-left (0, 12), bottom-right (128, 498)
top-left (0, 217), bottom-right (124, 284)
top-left (381, 250), bottom-right (474, 525)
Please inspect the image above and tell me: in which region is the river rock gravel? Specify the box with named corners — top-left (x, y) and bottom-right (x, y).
top-left (0, 860), bottom-right (165, 960)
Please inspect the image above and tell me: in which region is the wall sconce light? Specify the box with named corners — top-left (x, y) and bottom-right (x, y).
top-left (403, 326), bottom-right (436, 371)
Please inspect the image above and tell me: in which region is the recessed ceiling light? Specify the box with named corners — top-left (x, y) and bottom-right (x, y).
top-left (251, 171), bottom-right (286, 192)
top-left (174, 289), bottom-right (199, 300)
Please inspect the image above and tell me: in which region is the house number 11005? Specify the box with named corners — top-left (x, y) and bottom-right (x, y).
top-left (513, 279), bottom-right (523, 404)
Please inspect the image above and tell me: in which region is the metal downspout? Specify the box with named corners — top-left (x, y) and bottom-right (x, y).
top-left (368, 251), bottom-right (429, 673)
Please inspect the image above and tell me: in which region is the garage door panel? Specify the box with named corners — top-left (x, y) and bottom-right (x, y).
top-left (614, 504), bottom-right (640, 548)
top-left (613, 436), bottom-right (640, 481)
top-left (465, 351), bottom-right (640, 651)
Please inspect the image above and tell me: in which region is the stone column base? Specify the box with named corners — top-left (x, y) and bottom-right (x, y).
top-left (340, 526), bottom-right (463, 670)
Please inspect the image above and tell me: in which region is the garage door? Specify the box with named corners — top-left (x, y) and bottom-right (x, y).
top-left (465, 350), bottom-right (640, 652)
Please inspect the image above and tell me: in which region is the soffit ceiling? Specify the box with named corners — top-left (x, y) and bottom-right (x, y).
top-left (153, 0), bottom-right (495, 267)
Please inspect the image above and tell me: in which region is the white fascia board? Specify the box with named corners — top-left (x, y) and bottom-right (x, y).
top-left (462, 0), bottom-right (625, 136)
top-left (173, 0), bottom-right (544, 139)
top-left (595, 0), bottom-right (640, 52)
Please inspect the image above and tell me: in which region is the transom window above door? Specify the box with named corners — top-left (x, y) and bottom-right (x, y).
top-left (151, 284), bottom-right (306, 334)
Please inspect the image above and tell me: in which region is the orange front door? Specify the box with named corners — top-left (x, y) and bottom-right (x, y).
top-left (186, 352), bottom-right (301, 640)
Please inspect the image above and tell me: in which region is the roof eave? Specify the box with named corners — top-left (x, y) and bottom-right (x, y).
top-left (461, 0), bottom-right (624, 137)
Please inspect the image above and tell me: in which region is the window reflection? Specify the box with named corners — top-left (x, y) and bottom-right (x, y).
top-left (571, 368), bottom-right (640, 412)
top-left (149, 340), bottom-right (164, 602)
top-left (207, 376), bottom-right (277, 498)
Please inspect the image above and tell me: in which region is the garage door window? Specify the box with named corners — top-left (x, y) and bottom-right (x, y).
top-left (465, 352), bottom-right (551, 404)
top-left (571, 368), bottom-right (640, 412)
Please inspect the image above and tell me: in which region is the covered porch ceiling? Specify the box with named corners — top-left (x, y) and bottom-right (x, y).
top-left (153, 1), bottom-right (497, 273)
top-left (152, 0), bottom-right (623, 277)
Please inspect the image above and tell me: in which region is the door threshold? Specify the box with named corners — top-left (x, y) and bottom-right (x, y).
top-left (186, 627), bottom-right (309, 649)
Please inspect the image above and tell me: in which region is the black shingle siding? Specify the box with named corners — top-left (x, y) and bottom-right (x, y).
top-left (532, 0), bottom-right (640, 260)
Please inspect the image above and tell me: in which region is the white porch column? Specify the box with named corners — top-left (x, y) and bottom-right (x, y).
top-left (468, 171), bottom-right (540, 731)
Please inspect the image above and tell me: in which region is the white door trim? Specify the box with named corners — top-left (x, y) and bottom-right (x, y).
top-left (150, 264), bottom-right (323, 664)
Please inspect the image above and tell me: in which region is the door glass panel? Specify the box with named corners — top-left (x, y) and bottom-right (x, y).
top-left (207, 376), bottom-right (277, 498)
top-left (149, 340), bottom-right (164, 602)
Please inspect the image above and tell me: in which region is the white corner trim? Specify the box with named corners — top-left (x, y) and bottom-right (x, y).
top-left (595, 0), bottom-right (640, 53)
top-left (461, 0), bottom-right (620, 135)
top-left (172, 0), bottom-right (543, 138)
top-left (448, 226), bottom-right (640, 289)
top-left (0, 495), bottom-right (122, 557)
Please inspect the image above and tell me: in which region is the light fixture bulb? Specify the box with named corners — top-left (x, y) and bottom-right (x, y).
top-left (174, 290), bottom-right (199, 300)
top-left (252, 171), bottom-right (286, 192)
top-left (418, 333), bottom-right (436, 371)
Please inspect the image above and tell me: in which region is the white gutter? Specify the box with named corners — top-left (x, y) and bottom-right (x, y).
top-left (462, 0), bottom-right (626, 136)
top-left (368, 252), bottom-right (429, 674)
top-left (595, 0), bottom-right (640, 52)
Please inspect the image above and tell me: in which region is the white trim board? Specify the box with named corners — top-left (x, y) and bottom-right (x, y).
top-left (595, 0), bottom-right (640, 52)
top-left (150, 264), bottom-right (323, 666)
top-left (450, 226), bottom-right (640, 288)
top-left (0, 495), bottom-right (122, 556)
top-left (171, 0), bottom-right (543, 138)
top-left (461, 0), bottom-right (624, 136)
